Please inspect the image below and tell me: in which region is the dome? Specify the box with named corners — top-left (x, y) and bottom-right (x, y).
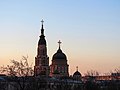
top-left (52, 48), bottom-right (67, 60)
top-left (73, 71), bottom-right (81, 76)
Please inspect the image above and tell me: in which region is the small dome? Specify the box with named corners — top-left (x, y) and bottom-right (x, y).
top-left (73, 71), bottom-right (81, 76)
top-left (52, 48), bottom-right (67, 60)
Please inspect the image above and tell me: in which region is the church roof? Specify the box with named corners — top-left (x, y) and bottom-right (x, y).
top-left (73, 71), bottom-right (81, 76)
top-left (52, 48), bottom-right (67, 60)
top-left (73, 66), bottom-right (82, 76)
top-left (52, 40), bottom-right (67, 60)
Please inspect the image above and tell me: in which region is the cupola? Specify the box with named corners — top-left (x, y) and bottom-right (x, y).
top-left (52, 40), bottom-right (67, 60)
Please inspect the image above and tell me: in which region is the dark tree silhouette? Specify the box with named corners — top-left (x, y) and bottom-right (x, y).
top-left (0, 56), bottom-right (34, 90)
top-left (84, 70), bottom-right (99, 76)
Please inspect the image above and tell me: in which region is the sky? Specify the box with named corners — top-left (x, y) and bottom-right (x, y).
top-left (0, 0), bottom-right (120, 75)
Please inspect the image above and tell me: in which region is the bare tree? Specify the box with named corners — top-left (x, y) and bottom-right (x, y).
top-left (0, 56), bottom-right (34, 90)
top-left (114, 67), bottom-right (120, 73)
top-left (0, 56), bottom-right (34, 76)
top-left (110, 67), bottom-right (120, 81)
top-left (84, 70), bottom-right (99, 76)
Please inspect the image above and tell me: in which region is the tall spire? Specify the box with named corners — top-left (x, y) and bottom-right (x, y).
top-left (38, 19), bottom-right (46, 45)
top-left (35, 20), bottom-right (49, 76)
top-left (41, 19), bottom-right (44, 35)
top-left (58, 40), bottom-right (62, 49)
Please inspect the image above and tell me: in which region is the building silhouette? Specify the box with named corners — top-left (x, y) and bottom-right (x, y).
top-left (34, 20), bottom-right (49, 76)
top-left (50, 40), bottom-right (69, 77)
top-left (34, 20), bottom-right (69, 77)
top-left (73, 66), bottom-right (82, 80)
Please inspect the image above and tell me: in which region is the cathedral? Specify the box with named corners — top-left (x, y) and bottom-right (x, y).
top-left (34, 20), bottom-right (81, 78)
top-left (50, 40), bottom-right (69, 77)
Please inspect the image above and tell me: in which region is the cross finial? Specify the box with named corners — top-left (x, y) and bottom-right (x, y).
top-left (40, 19), bottom-right (44, 35)
top-left (76, 66), bottom-right (78, 71)
top-left (58, 40), bottom-right (62, 49)
top-left (41, 19), bottom-right (44, 25)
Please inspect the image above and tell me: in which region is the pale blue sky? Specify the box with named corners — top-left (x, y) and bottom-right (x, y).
top-left (0, 0), bottom-right (120, 75)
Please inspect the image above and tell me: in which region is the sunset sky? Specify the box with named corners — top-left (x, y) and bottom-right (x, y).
top-left (0, 0), bottom-right (120, 75)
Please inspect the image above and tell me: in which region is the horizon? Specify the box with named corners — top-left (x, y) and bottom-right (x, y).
top-left (0, 0), bottom-right (120, 75)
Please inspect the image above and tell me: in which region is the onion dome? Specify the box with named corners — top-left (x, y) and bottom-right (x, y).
top-left (73, 71), bottom-right (81, 76)
top-left (73, 66), bottom-right (81, 76)
top-left (38, 20), bottom-right (46, 45)
top-left (52, 40), bottom-right (67, 60)
top-left (52, 48), bottom-right (67, 60)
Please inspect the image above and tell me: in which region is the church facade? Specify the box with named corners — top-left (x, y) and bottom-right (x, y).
top-left (50, 40), bottom-right (69, 77)
top-left (34, 20), bottom-right (69, 77)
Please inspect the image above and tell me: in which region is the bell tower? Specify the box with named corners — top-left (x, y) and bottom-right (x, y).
top-left (34, 20), bottom-right (49, 76)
